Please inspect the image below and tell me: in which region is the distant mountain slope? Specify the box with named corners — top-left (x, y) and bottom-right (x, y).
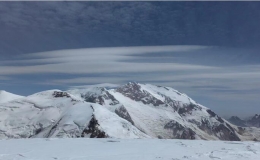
top-left (228, 114), bottom-right (260, 128)
top-left (229, 114), bottom-right (260, 128)
top-left (247, 114), bottom-right (260, 128)
top-left (0, 82), bottom-right (260, 141)
top-left (228, 116), bottom-right (247, 127)
top-left (0, 90), bottom-right (24, 104)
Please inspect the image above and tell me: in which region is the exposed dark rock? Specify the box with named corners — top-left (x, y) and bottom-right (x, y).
top-left (212, 124), bottom-right (240, 141)
top-left (83, 89), bottom-right (119, 106)
top-left (164, 87), bottom-right (169, 90)
top-left (217, 117), bottom-right (224, 123)
top-left (46, 118), bottom-right (63, 138)
top-left (163, 96), bottom-right (179, 111)
top-left (103, 91), bottom-right (120, 105)
top-left (198, 118), bottom-right (214, 135)
top-left (35, 127), bottom-right (43, 135)
top-left (116, 82), bottom-right (165, 106)
top-left (115, 106), bottom-right (134, 125)
top-left (178, 103), bottom-right (197, 115)
top-left (206, 109), bottom-right (225, 123)
top-left (53, 91), bottom-right (71, 98)
top-left (157, 135), bottom-right (163, 139)
top-left (164, 120), bottom-right (196, 139)
top-left (207, 109), bottom-right (216, 117)
top-left (85, 95), bottom-right (105, 105)
top-left (81, 116), bottom-right (107, 138)
top-left (225, 123), bottom-right (235, 132)
top-left (53, 91), bottom-right (78, 102)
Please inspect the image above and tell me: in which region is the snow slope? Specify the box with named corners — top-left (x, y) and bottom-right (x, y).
top-left (0, 139), bottom-right (259, 160)
top-left (69, 82), bottom-right (256, 141)
top-left (0, 90), bottom-right (23, 104)
top-left (0, 90), bottom-right (147, 139)
top-left (1, 82), bottom-right (260, 141)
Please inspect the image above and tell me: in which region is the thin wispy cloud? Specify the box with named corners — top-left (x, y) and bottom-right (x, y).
top-left (1, 1), bottom-right (260, 117)
top-left (0, 46), bottom-right (215, 75)
top-left (0, 76), bottom-right (9, 80)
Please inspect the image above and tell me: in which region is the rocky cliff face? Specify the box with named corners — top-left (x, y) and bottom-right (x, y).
top-left (1, 82), bottom-right (260, 141)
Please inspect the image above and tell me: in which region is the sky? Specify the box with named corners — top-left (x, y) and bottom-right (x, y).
top-left (0, 1), bottom-right (260, 118)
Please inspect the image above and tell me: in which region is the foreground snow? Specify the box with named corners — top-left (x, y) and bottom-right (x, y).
top-left (0, 139), bottom-right (259, 160)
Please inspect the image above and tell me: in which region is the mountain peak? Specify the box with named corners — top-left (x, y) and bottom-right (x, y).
top-left (228, 114), bottom-right (260, 128)
top-left (0, 82), bottom-right (259, 141)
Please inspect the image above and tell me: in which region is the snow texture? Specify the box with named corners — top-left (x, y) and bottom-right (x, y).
top-left (0, 138), bottom-right (259, 160)
top-left (0, 90), bottom-right (24, 104)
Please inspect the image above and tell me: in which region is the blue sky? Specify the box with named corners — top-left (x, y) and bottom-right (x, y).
top-left (0, 1), bottom-right (260, 117)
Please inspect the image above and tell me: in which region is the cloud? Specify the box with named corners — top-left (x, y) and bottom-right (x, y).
top-left (1, 1), bottom-right (260, 52)
top-left (1, 2), bottom-right (260, 117)
top-left (0, 45), bottom-right (214, 75)
top-left (1, 45), bottom-right (260, 117)
top-left (69, 83), bottom-right (120, 90)
top-left (2, 46), bottom-right (260, 99)
top-left (0, 76), bottom-right (9, 80)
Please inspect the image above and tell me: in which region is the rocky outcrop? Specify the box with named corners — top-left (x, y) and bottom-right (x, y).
top-left (115, 106), bottom-right (134, 125)
top-left (81, 116), bottom-right (107, 138)
top-left (116, 82), bottom-right (165, 106)
top-left (164, 120), bottom-right (196, 139)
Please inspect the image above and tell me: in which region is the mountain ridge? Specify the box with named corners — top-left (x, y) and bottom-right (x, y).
top-left (1, 82), bottom-right (260, 141)
top-left (228, 114), bottom-right (260, 128)
top-left (0, 90), bottom-right (24, 104)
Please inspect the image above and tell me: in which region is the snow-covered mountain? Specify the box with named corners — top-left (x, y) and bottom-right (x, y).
top-left (0, 89), bottom-right (147, 139)
top-left (228, 116), bottom-right (248, 127)
top-left (0, 90), bottom-right (24, 104)
top-left (0, 82), bottom-right (260, 141)
top-left (247, 114), bottom-right (260, 128)
top-left (229, 114), bottom-right (260, 128)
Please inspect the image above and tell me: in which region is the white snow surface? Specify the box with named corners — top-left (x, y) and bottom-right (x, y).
top-left (139, 83), bottom-right (196, 104)
top-left (1, 83), bottom-right (260, 141)
top-left (0, 138), bottom-right (259, 160)
top-left (70, 83), bottom-right (120, 89)
top-left (93, 104), bottom-right (150, 138)
top-left (0, 90), bottom-right (24, 104)
top-left (0, 89), bottom-right (148, 139)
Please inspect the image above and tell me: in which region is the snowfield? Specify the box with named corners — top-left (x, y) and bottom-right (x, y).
top-left (0, 138), bottom-right (259, 160)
